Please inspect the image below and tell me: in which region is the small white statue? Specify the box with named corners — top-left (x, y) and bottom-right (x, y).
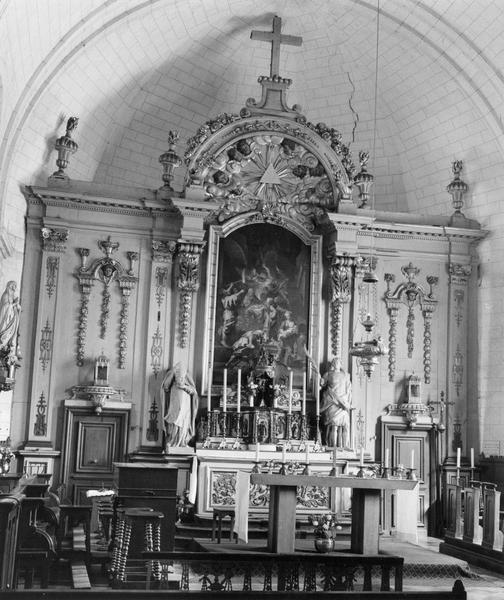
top-left (161, 362), bottom-right (199, 448)
top-left (320, 357), bottom-right (352, 449)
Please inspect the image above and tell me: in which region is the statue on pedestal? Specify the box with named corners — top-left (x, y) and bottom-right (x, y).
top-left (161, 362), bottom-right (199, 448)
top-left (320, 358), bottom-right (352, 449)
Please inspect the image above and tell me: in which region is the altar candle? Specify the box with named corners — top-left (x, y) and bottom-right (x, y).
top-left (305, 444), bottom-right (310, 465)
top-left (207, 367), bottom-right (212, 412)
top-left (456, 447), bottom-right (461, 469)
top-left (384, 448), bottom-right (389, 469)
top-left (470, 448), bottom-right (474, 469)
top-left (360, 446), bottom-right (364, 465)
top-left (333, 444), bottom-right (337, 469)
top-left (237, 369), bottom-right (241, 413)
top-left (410, 450), bottom-right (415, 470)
top-left (315, 373), bottom-right (320, 416)
top-left (282, 444), bottom-right (286, 464)
top-left (255, 442), bottom-right (260, 463)
top-left (288, 370), bottom-right (293, 414)
top-left (223, 368), bottom-right (227, 412)
top-left (302, 371), bottom-right (306, 415)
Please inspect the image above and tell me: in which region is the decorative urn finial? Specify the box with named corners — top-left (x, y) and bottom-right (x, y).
top-left (52, 116), bottom-right (79, 180)
top-left (159, 131), bottom-right (182, 193)
top-left (446, 160), bottom-right (468, 215)
top-left (354, 151), bottom-right (374, 208)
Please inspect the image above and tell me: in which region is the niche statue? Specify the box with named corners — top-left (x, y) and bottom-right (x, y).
top-left (320, 358), bottom-right (352, 449)
top-left (161, 362), bottom-right (199, 448)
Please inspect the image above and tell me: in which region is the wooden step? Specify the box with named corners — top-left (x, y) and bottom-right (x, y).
top-left (71, 560), bottom-right (91, 589)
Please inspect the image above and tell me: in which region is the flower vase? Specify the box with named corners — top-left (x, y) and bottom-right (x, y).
top-left (314, 537), bottom-right (334, 553)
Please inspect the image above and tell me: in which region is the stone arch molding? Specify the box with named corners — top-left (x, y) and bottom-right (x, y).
top-left (184, 112), bottom-right (356, 231)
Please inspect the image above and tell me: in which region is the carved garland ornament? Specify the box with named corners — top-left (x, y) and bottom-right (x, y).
top-left (177, 242), bottom-right (205, 348)
top-left (384, 263), bottom-right (438, 383)
top-left (75, 239), bottom-right (138, 367)
top-left (328, 252), bottom-right (354, 360)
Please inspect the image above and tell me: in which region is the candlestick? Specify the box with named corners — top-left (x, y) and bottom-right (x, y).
top-left (282, 444), bottom-right (286, 464)
top-left (456, 447), bottom-right (461, 469)
top-left (288, 370), bottom-right (293, 414)
top-left (305, 443), bottom-right (310, 465)
top-left (470, 448), bottom-right (474, 469)
top-left (207, 366), bottom-right (212, 412)
top-left (384, 448), bottom-right (389, 469)
top-left (255, 442), bottom-right (260, 463)
top-left (360, 446), bottom-right (364, 465)
top-left (302, 371), bottom-right (306, 415)
top-left (237, 369), bottom-right (241, 412)
top-left (410, 450), bottom-right (414, 470)
top-left (223, 368), bottom-right (227, 412)
top-left (315, 372), bottom-right (320, 416)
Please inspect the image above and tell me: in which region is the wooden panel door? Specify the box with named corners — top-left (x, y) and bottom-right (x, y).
top-left (381, 421), bottom-right (435, 534)
top-left (61, 404), bottom-right (130, 503)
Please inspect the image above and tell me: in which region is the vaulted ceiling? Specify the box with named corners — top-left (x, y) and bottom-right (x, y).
top-left (1, 0), bottom-right (504, 255)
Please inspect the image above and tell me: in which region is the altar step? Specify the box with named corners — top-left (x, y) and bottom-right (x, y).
top-left (176, 517), bottom-right (352, 545)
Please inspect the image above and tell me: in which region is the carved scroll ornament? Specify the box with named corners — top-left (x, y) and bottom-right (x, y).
top-left (328, 252), bottom-right (355, 360)
top-left (177, 242), bottom-right (205, 348)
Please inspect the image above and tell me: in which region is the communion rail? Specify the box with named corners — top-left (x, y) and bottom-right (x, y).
top-left (440, 480), bottom-right (504, 573)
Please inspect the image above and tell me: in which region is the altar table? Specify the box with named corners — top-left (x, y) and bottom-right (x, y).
top-left (250, 473), bottom-right (418, 554)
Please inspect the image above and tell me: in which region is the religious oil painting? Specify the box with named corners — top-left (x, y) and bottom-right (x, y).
top-left (213, 223), bottom-right (310, 384)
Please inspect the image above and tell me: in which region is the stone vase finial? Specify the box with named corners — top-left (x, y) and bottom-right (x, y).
top-left (51, 116), bottom-right (79, 181)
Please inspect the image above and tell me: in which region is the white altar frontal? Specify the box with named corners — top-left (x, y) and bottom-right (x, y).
top-left (195, 446), bottom-right (360, 519)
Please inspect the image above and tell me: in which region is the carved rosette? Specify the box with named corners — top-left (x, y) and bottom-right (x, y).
top-left (41, 227), bottom-right (69, 253)
top-left (177, 242), bottom-right (205, 348)
top-left (328, 252), bottom-right (354, 359)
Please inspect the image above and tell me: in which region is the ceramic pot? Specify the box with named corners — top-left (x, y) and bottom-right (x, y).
top-left (314, 537), bottom-right (334, 553)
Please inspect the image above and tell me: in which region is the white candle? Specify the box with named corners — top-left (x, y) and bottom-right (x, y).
top-left (288, 370), bottom-right (293, 414)
top-left (302, 371), bottom-right (306, 415)
top-left (207, 366), bottom-right (212, 412)
top-left (282, 444), bottom-right (286, 464)
top-left (255, 442), bottom-right (260, 463)
top-left (360, 446), bottom-right (364, 465)
top-left (470, 448), bottom-right (474, 469)
top-left (305, 444), bottom-right (310, 465)
top-left (384, 448), bottom-right (389, 469)
top-left (410, 450), bottom-right (415, 470)
top-left (456, 447), bottom-right (461, 469)
top-left (333, 444), bottom-right (337, 468)
top-left (315, 373), bottom-right (320, 416)
top-left (223, 368), bottom-right (227, 412)
top-left (237, 369), bottom-right (241, 412)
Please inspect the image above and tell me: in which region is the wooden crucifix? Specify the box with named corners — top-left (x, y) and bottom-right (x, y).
top-left (251, 15), bottom-right (302, 78)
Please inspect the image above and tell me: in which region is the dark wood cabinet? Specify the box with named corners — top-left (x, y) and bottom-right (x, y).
top-left (61, 401), bottom-right (130, 504)
top-left (113, 462), bottom-right (178, 551)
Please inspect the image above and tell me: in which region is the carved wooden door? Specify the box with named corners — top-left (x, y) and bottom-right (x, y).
top-left (381, 421), bottom-right (436, 535)
top-left (61, 404), bottom-right (130, 504)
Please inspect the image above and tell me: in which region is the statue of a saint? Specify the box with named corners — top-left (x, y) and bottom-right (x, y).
top-left (320, 358), bottom-right (352, 449)
top-left (161, 362), bottom-right (199, 448)
top-left (0, 281), bottom-right (21, 355)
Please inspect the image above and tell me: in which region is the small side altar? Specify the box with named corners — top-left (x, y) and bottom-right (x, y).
top-left (250, 473), bottom-right (418, 554)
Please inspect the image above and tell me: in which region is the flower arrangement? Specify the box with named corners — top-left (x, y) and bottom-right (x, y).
top-left (0, 441), bottom-right (15, 475)
top-left (309, 513), bottom-right (342, 539)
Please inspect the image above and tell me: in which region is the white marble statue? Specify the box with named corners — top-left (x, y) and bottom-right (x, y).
top-left (0, 281), bottom-right (21, 354)
top-left (320, 357), bottom-right (352, 449)
top-left (161, 362), bottom-right (199, 448)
